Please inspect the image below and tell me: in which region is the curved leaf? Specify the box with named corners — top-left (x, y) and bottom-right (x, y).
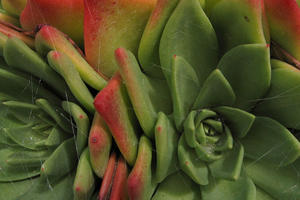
top-left (218, 44), bottom-right (271, 110)
top-left (155, 112), bottom-right (179, 183)
top-left (254, 63), bottom-right (300, 130)
top-left (244, 158), bottom-right (300, 200)
top-left (171, 56), bottom-right (201, 130)
top-left (214, 106), bottom-right (255, 138)
top-left (201, 172), bottom-right (256, 200)
top-left (152, 171), bottom-right (201, 200)
top-left (160, 0), bottom-right (219, 86)
top-left (193, 69), bottom-right (236, 110)
top-left (241, 117), bottom-right (300, 167)
top-left (138, 0), bottom-right (179, 78)
top-left (178, 135), bottom-right (209, 185)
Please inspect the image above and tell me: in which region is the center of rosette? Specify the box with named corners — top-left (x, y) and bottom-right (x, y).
top-left (183, 109), bottom-right (233, 162)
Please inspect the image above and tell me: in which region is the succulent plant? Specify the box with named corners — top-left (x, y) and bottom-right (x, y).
top-left (0, 0), bottom-right (300, 200)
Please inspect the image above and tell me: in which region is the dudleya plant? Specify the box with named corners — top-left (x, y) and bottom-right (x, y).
top-left (94, 0), bottom-right (300, 199)
top-left (0, 0), bottom-right (300, 200)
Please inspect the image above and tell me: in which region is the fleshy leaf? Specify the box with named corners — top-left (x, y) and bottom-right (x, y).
top-left (254, 63), bottom-right (300, 130)
top-left (178, 135), bottom-right (209, 185)
top-left (201, 172), bottom-right (256, 200)
top-left (62, 101), bottom-right (90, 155)
top-left (170, 56), bottom-right (201, 130)
top-left (35, 25), bottom-right (107, 90)
top-left (210, 0), bottom-right (266, 53)
top-left (265, 0), bottom-right (300, 61)
top-left (84, 0), bottom-right (156, 77)
top-left (94, 73), bottom-right (139, 166)
top-left (87, 112), bottom-right (111, 178)
top-left (256, 186), bottom-right (275, 200)
top-left (218, 44), bottom-right (271, 110)
top-left (154, 112), bottom-right (179, 183)
top-left (159, 0), bottom-right (219, 86)
top-left (17, 173), bottom-right (75, 200)
top-left (40, 138), bottom-right (77, 183)
top-left (193, 69), bottom-right (236, 110)
top-left (73, 148), bottom-right (95, 200)
top-left (127, 136), bottom-right (156, 200)
top-left (244, 158), bottom-right (300, 200)
top-left (116, 48), bottom-right (172, 138)
top-left (20, 0), bottom-right (84, 46)
top-left (0, 176), bottom-right (39, 200)
top-left (138, 0), bottom-right (179, 78)
top-left (241, 117), bottom-right (300, 167)
top-left (0, 148), bottom-right (41, 182)
top-left (208, 141), bottom-right (244, 181)
top-left (98, 153), bottom-right (117, 200)
top-left (47, 51), bottom-right (95, 113)
top-left (110, 156), bottom-right (129, 200)
top-left (152, 171), bottom-right (202, 200)
top-left (3, 37), bottom-right (72, 99)
top-left (214, 106), bottom-right (255, 138)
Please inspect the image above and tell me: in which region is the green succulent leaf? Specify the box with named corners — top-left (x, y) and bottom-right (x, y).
top-left (73, 148), bottom-right (95, 200)
top-left (213, 106), bottom-right (255, 138)
top-left (201, 171), bottom-right (256, 200)
top-left (17, 173), bottom-right (75, 200)
top-left (254, 61), bottom-right (300, 130)
top-left (256, 186), bottom-right (275, 200)
top-left (160, 0), bottom-right (219, 86)
top-left (62, 101), bottom-right (90, 155)
top-left (154, 112), bottom-right (179, 183)
top-left (0, 147), bottom-right (41, 182)
top-left (40, 138), bottom-right (77, 183)
top-left (244, 159), bottom-right (300, 200)
top-left (170, 55), bottom-right (201, 130)
top-left (218, 44), bottom-right (271, 110)
top-left (116, 48), bottom-right (172, 138)
top-left (3, 37), bottom-right (72, 99)
top-left (0, 175), bottom-right (40, 200)
top-left (210, 0), bottom-right (266, 53)
top-left (241, 117), bottom-right (300, 167)
top-left (138, 0), bottom-right (179, 78)
top-left (193, 69), bottom-right (236, 110)
top-left (208, 141), bottom-right (244, 181)
top-left (178, 135), bottom-right (209, 185)
top-left (152, 171), bottom-right (202, 200)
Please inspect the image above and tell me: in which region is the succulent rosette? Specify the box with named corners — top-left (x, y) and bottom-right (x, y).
top-left (0, 0), bottom-right (299, 200)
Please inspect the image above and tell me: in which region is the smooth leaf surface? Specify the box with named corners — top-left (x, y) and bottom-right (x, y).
top-left (244, 158), bottom-right (300, 200)
top-left (160, 0), bottom-right (219, 86)
top-left (218, 44), bottom-right (271, 110)
top-left (241, 117), bottom-right (300, 167)
top-left (193, 69), bottom-right (236, 110)
top-left (171, 56), bottom-right (201, 130)
top-left (155, 112), bottom-right (179, 183)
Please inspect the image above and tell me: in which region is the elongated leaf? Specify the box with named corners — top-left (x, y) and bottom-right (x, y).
top-left (201, 172), bottom-right (256, 200)
top-left (0, 148), bottom-right (40, 182)
top-left (241, 117), bottom-right (300, 167)
top-left (218, 44), bottom-right (271, 110)
top-left (214, 106), bottom-right (255, 138)
top-left (160, 0), bottom-right (219, 86)
top-left (152, 171), bottom-right (201, 200)
top-left (210, 0), bottom-right (266, 53)
top-left (244, 158), bottom-right (300, 200)
top-left (155, 112), bottom-right (179, 183)
top-left (178, 135), bottom-right (209, 185)
top-left (208, 141), bottom-right (244, 181)
top-left (116, 48), bottom-right (171, 138)
top-left (138, 0), bottom-right (179, 78)
top-left (171, 56), bottom-right (201, 130)
top-left (193, 69), bottom-right (236, 110)
top-left (254, 63), bottom-right (300, 130)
